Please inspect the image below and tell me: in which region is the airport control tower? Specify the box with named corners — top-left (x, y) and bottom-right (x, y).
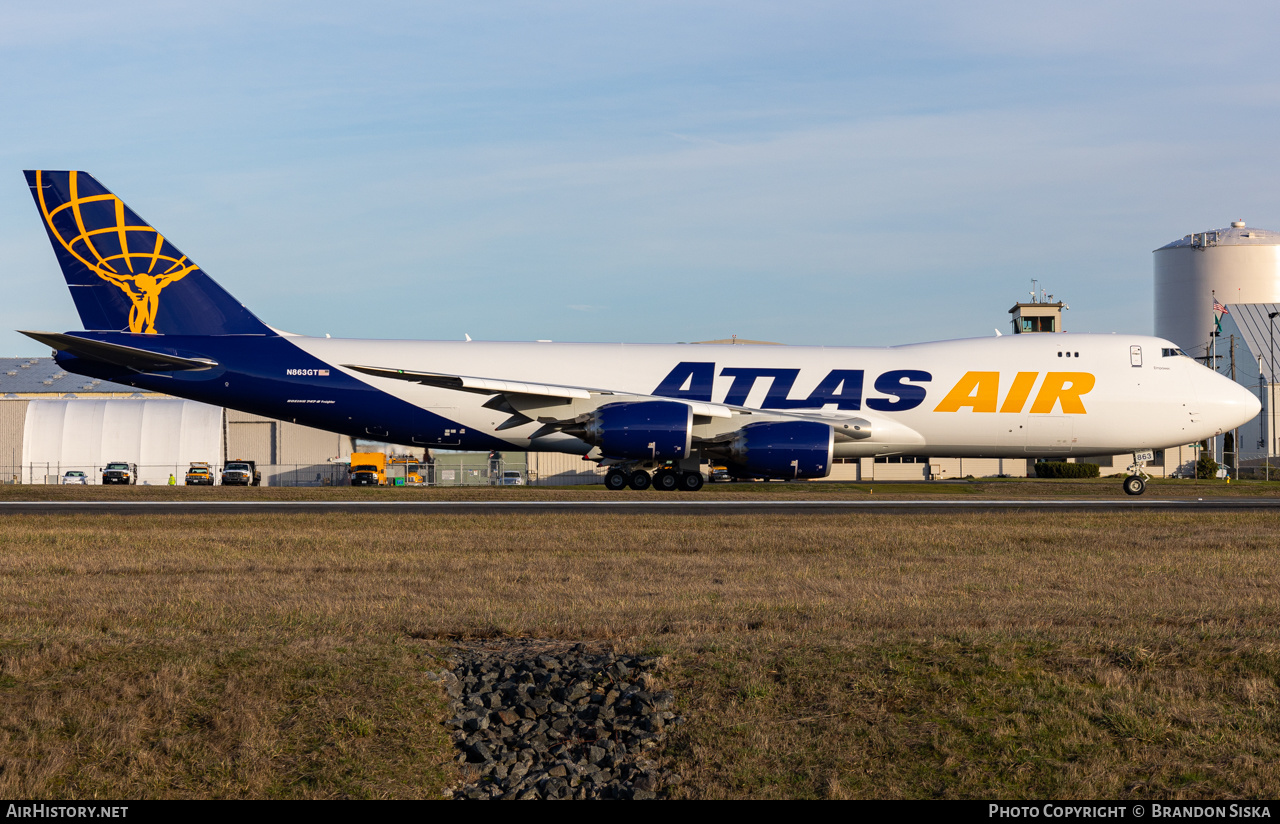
top-left (1008, 282), bottom-right (1066, 334)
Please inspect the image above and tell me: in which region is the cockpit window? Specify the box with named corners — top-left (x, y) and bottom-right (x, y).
top-left (1161, 348), bottom-right (1189, 357)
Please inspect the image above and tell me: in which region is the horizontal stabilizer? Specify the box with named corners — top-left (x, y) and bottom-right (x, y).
top-left (20, 331), bottom-right (219, 372)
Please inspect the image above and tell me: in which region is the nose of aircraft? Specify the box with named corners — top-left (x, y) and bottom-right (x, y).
top-left (1197, 366), bottom-right (1262, 435)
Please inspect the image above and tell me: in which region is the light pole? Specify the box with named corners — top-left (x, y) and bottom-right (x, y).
top-left (1270, 311), bottom-right (1278, 481)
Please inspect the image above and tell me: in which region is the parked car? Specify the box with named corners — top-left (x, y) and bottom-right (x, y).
top-left (499, 470), bottom-right (524, 485)
top-left (61, 470), bottom-right (88, 485)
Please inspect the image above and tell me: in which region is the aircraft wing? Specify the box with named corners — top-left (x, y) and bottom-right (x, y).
top-left (340, 362), bottom-right (887, 443)
top-left (344, 364), bottom-right (596, 402)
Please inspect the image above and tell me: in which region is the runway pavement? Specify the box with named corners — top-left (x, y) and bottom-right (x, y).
top-left (1, 498), bottom-right (1278, 515)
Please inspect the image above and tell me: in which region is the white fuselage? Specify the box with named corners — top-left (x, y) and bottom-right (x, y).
top-left (286, 332), bottom-right (1259, 459)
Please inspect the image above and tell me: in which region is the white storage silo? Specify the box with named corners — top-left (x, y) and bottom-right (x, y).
top-left (1154, 221), bottom-right (1280, 356)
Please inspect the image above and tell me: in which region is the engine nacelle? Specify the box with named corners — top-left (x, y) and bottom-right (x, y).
top-left (583, 400), bottom-right (693, 460)
top-left (727, 420), bottom-right (834, 479)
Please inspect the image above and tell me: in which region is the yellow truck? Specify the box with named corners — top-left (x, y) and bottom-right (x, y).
top-left (349, 452), bottom-right (386, 486)
top-left (185, 461), bottom-right (214, 486)
top-left (387, 454), bottom-right (426, 486)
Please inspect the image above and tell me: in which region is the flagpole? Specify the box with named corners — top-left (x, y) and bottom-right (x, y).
top-left (1212, 290), bottom-right (1219, 471)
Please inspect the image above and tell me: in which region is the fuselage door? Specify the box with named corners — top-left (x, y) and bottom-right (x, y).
top-left (1130, 345), bottom-right (1143, 367)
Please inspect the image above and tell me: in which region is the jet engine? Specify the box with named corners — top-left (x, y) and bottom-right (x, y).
top-left (725, 420), bottom-right (834, 479)
top-left (571, 400), bottom-right (693, 460)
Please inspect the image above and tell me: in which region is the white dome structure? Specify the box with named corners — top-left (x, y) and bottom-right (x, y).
top-left (1154, 221), bottom-right (1280, 357)
top-left (20, 399), bottom-right (224, 485)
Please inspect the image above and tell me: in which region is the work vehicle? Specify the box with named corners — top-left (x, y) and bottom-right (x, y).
top-left (101, 462), bottom-right (137, 485)
top-left (221, 460), bottom-right (261, 486)
top-left (387, 454), bottom-right (425, 485)
top-left (184, 462), bottom-right (213, 485)
top-left (61, 470), bottom-right (88, 485)
top-left (349, 452), bottom-right (386, 486)
top-left (20, 171), bottom-right (1262, 497)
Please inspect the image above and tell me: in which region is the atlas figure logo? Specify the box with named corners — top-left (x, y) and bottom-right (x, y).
top-left (654, 362), bottom-right (1096, 414)
top-left (33, 170), bottom-right (199, 334)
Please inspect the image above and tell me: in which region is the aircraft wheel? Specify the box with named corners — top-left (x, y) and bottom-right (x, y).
top-left (605, 469), bottom-right (629, 491)
top-left (1123, 475), bottom-right (1146, 496)
top-left (628, 470), bottom-right (652, 491)
top-left (679, 471), bottom-right (705, 492)
top-left (653, 469), bottom-right (679, 491)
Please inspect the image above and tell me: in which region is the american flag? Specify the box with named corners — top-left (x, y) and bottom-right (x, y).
top-left (1213, 298), bottom-right (1229, 316)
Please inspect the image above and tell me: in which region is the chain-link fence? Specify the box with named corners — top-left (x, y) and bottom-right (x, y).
top-left (429, 454), bottom-right (606, 486)
top-left (1, 457), bottom-right (608, 487)
top-left (2, 463), bottom-right (349, 487)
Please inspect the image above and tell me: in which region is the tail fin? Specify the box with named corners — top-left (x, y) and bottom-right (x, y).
top-left (25, 170), bottom-right (272, 336)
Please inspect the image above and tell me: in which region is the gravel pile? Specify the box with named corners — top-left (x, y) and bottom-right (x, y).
top-left (430, 640), bottom-right (684, 799)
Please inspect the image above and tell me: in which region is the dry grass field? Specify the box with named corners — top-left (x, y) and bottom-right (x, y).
top-left (0, 504), bottom-right (1278, 798)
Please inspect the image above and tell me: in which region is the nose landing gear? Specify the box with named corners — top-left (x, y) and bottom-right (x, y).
top-left (1122, 475), bottom-right (1146, 496)
top-left (1123, 450), bottom-right (1154, 496)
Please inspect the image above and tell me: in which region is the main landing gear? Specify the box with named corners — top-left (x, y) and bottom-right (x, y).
top-left (605, 467), bottom-right (704, 492)
top-left (605, 468), bottom-right (652, 490)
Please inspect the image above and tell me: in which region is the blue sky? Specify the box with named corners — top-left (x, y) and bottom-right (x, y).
top-left (3, 1), bottom-right (1279, 354)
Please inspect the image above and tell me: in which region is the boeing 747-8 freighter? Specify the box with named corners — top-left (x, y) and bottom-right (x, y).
top-left (20, 171), bottom-right (1260, 494)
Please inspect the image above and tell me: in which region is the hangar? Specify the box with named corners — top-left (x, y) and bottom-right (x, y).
top-left (1, 357), bottom-right (352, 485)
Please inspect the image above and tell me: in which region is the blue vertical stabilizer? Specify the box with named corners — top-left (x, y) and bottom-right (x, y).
top-left (25, 170), bottom-right (273, 336)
